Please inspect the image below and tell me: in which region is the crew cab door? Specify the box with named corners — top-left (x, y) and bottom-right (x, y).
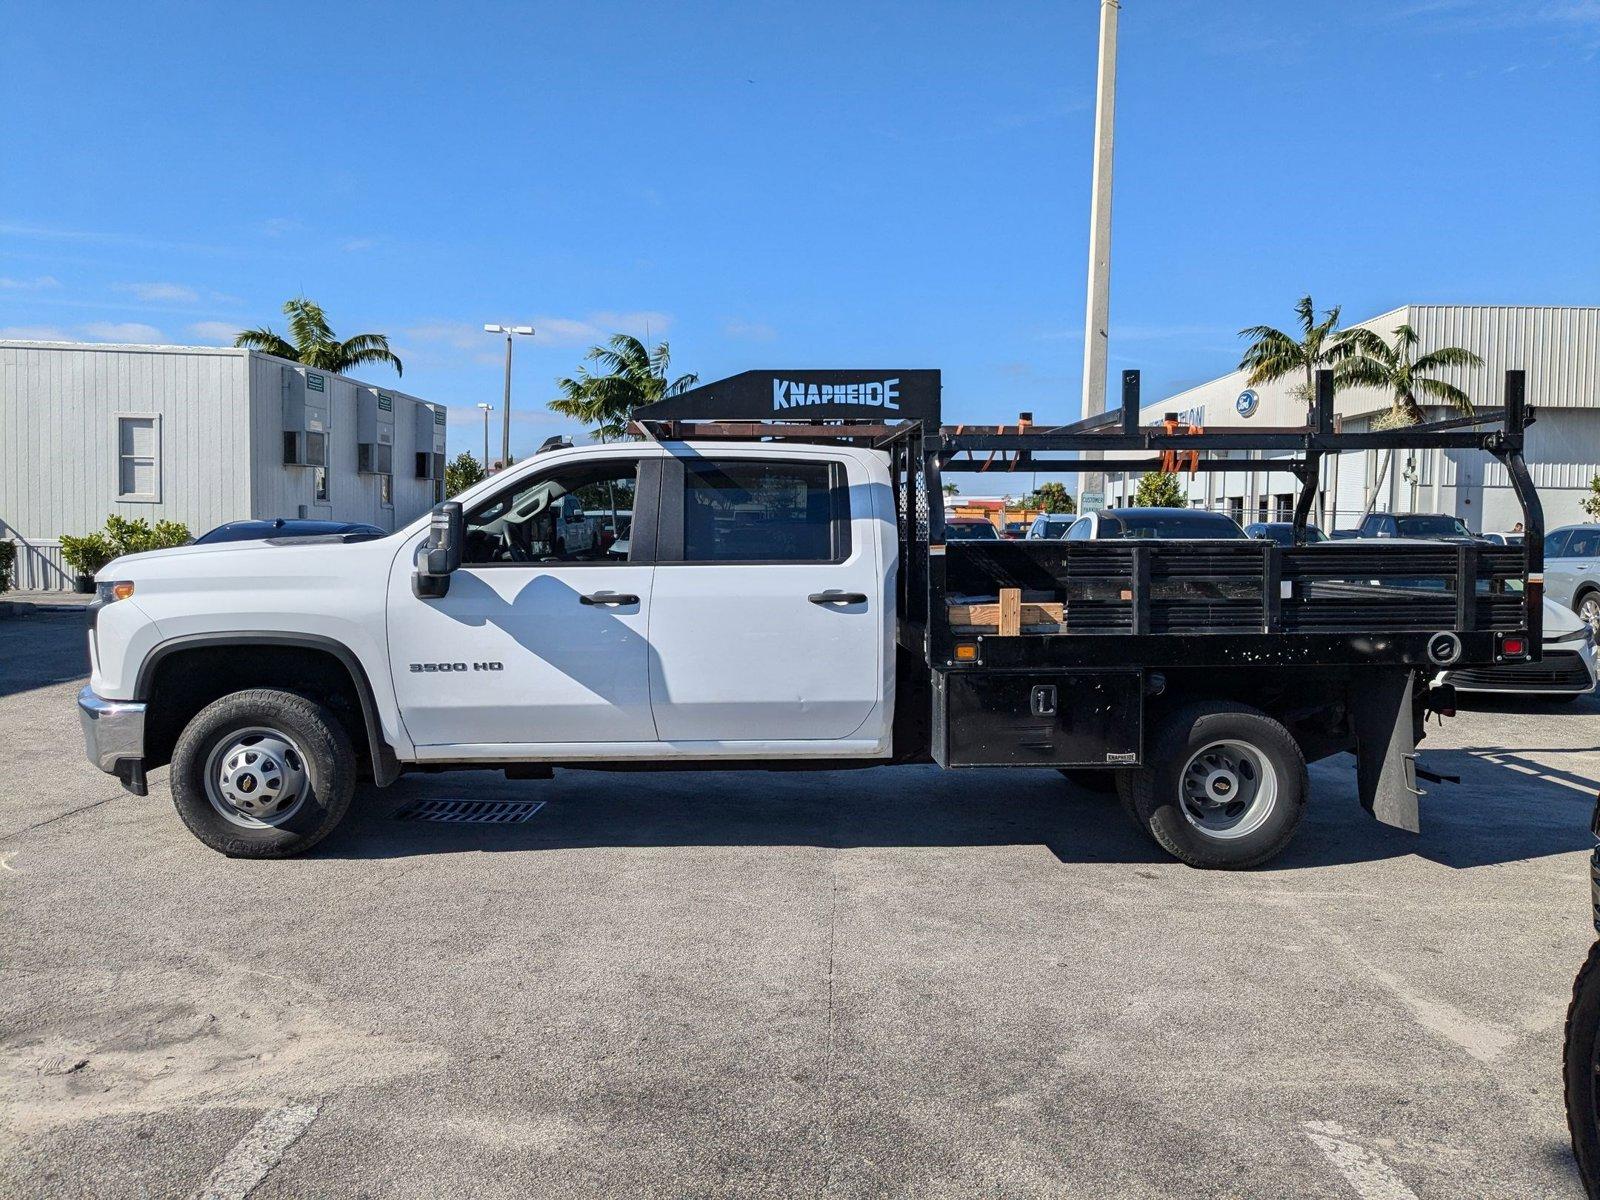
top-left (645, 450), bottom-right (888, 745)
top-left (386, 450), bottom-right (661, 750)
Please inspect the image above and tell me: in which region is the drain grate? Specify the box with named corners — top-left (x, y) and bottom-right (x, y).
top-left (394, 799), bottom-right (546, 824)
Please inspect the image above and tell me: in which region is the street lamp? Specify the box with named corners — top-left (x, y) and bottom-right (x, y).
top-left (483, 324), bottom-right (535, 467)
top-left (475, 402), bottom-right (494, 469)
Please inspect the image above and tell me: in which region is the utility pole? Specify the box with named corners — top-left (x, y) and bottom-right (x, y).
top-left (483, 324), bottom-right (534, 467)
top-left (1079, 0), bottom-right (1120, 509)
top-left (476, 402), bottom-right (493, 468)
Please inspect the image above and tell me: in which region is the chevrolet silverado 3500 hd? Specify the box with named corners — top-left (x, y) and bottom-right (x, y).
top-left (78, 367), bottom-right (1545, 869)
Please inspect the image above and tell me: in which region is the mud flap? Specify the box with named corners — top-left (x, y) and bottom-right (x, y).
top-left (1351, 669), bottom-right (1422, 833)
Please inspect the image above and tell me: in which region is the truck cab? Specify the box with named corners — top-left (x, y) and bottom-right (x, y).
top-left (80, 439), bottom-right (900, 858)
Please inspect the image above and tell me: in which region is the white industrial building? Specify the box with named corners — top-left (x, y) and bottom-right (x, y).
top-left (1107, 305), bottom-right (1600, 534)
top-left (0, 340), bottom-right (447, 590)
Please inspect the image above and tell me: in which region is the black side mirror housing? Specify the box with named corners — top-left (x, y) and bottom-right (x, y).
top-left (413, 501), bottom-right (464, 598)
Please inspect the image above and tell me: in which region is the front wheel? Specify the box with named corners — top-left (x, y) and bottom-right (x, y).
top-left (1564, 941), bottom-right (1600, 1196)
top-left (1578, 592), bottom-right (1600, 637)
top-left (170, 689), bottom-right (356, 858)
top-left (1124, 701), bottom-right (1308, 869)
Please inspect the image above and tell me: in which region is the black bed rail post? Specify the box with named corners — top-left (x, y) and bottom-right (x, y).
top-left (1312, 367), bottom-right (1335, 436)
top-left (1121, 370), bottom-right (1140, 435)
top-left (1290, 370), bottom-right (1334, 545)
top-left (1498, 369), bottom-right (1543, 647)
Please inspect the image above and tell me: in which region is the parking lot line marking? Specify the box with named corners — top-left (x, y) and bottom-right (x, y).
top-left (193, 1100), bottom-right (321, 1200)
top-left (1303, 1121), bottom-right (1419, 1200)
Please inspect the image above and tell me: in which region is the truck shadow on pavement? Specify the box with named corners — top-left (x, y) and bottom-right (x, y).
top-left (315, 745), bottom-right (1596, 871)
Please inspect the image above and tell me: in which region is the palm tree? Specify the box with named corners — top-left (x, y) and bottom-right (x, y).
top-left (1334, 322), bottom-right (1483, 515)
top-left (234, 297), bottom-right (402, 377)
top-left (548, 333), bottom-right (697, 442)
top-left (1237, 294), bottom-right (1349, 404)
top-left (1333, 322), bottom-right (1482, 428)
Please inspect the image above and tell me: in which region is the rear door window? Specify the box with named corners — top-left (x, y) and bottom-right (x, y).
top-left (677, 459), bottom-right (850, 563)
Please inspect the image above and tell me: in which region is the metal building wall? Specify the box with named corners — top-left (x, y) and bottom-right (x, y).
top-left (244, 353), bottom-right (442, 532)
top-left (1136, 306), bottom-right (1600, 532)
top-left (0, 342), bottom-right (252, 585)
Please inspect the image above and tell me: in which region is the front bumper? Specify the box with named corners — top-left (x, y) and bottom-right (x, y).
top-left (78, 686), bottom-right (147, 793)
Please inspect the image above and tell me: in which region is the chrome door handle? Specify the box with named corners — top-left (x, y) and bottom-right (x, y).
top-left (809, 591), bottom-right (867, 605)
top-left (580, 592), bottom-right (639, 606)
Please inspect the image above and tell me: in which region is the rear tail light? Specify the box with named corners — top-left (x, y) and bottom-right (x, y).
top-left (1501, 636), bottom-right (1527, 657)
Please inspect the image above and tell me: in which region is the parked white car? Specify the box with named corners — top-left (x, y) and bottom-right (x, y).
top-left (1060, 507), bottom-right (1248, 540)
top-left (1437, 597), bottom-right (1597, 701)
top-left (1544, 524), bottom-right (1600, 633)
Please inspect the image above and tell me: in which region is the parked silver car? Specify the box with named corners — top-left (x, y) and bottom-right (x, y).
top-left (1545, 525), bottom-right (1600, 632)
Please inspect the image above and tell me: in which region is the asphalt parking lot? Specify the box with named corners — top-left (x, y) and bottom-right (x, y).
top-left (3, 608), bottom-right (1598, 1199)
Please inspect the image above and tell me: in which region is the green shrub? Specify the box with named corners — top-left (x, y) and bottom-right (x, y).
top-left (61, 515), bottom-right (192, 578)
top-left (0, 539), bottom-right (14, 593)
top-left (59, 532), bottom-right (114, 577)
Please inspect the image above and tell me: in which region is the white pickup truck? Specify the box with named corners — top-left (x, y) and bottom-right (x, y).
top-left (78, 368), bottom-right (1544, 869)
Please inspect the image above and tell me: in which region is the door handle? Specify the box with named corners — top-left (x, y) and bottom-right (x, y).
top-left (809, 591), bottom-right (868, 605)
top-left (579, 592), bottom-right (639, 606)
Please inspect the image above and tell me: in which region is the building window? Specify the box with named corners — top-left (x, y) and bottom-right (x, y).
top-left (116, 415), bottom-right (160, 501)
top-left (314, 466), bottom-right (330, 504)
top-left (380, 474), bottom-right (393, 507)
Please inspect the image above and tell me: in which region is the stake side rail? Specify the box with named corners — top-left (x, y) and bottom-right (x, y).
top-left (926, 369), bottom-right (1542, 674)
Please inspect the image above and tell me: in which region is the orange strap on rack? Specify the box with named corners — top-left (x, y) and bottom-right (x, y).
top-left (1159, 417), bottom-right (1203, 476)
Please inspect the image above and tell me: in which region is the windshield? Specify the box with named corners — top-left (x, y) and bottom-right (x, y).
top-left (1252, 524), bottom-right (1326, 546)
top-left (1395, 515), bottom-right (1472, 538)
top-left (946, 522), bottom-right (998, 540)
top-left (1100, 513), bottom-right (1245, 539)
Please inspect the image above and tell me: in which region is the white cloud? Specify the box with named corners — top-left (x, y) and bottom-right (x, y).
top-left (188, 321), bottom-right (239, 344)
top-left (531, 310), bottom-right (673, 347)
top-left (341, 237), bottom-right (376, 253)
top-left (406, 311), bottom-right (674, 353)
top-left (724, 319), bottom-right (776, 341)
top-left (0, 274), bottom-right (61, 290)
top-left (0, 324), bottom-right (71, 340)
top-left (404, 322), bottom-right (485, 350)
top-left (117, 281), bottom-right (199, 303)
top-left (81, 322), bottom-right (164, 342)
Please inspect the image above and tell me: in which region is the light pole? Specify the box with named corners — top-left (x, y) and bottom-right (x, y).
top-left (476, 402), bottom-right (493, 469)
top-left (1079, 0), bottom-right (1120, 511)
top-left (483, 324), bottom-right (534, 467)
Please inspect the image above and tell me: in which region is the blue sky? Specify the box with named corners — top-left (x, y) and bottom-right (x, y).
top-left (3, 1), bottom-right (1597, 458)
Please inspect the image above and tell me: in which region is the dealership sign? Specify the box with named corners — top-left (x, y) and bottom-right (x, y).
top-left (1235, 388), bottom-right (1260, 418)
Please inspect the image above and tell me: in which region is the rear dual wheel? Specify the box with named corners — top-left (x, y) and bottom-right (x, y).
top-left (1120, 701), bottom-right (1308, 869)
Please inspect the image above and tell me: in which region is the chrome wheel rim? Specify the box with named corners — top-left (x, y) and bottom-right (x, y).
top-left (1179, 739), bottom-right (1278, 840)
top-left (203, 727), bottom-right (311, 828)
top-left (1580, 596), bottom-right (1600, 636)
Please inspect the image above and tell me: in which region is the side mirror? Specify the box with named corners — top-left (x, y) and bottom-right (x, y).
top-left (413, 501), bottom-right (464, 598)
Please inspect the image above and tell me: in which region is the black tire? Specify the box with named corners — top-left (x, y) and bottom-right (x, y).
top-left (1058, 768), bottom-right (1121, 795)
top-left (1125, 701), bottom-right (1308, 869)
top-left (170, 688), bottom-right (357, 858)
top-left (1565, 941), bottom-right (1600, 1197)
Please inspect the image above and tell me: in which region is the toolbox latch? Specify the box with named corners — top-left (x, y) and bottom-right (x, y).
top-left (1030, 684), bottom-right (1058, 718)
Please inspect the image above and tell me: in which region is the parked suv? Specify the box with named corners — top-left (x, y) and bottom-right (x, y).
top-left (1061, 507), bottom-right (1247, 540)
top-left (1545, 524), bottom-right (1600, 632)
top-left (1026, 513), bottom-right (1076, 539)
top-left (1354, 512), bottom-right (1482, 542)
